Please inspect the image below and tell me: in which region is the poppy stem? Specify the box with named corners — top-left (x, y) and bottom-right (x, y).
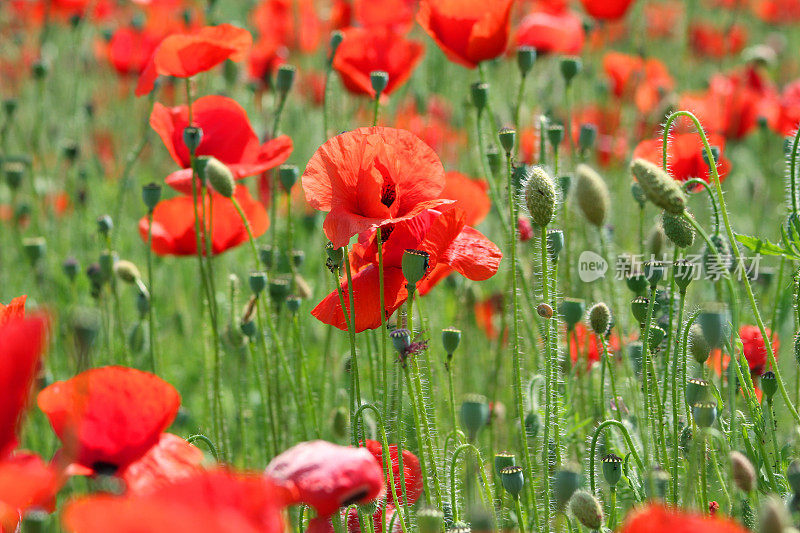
top-left (372, 93), bottom-right (380, 127)
top-left (670, 291), bottom-right (689, 506)
top-left (342, 247), bottom-right (364, 446)
top-left (145, 210), bottom-right (157, 374)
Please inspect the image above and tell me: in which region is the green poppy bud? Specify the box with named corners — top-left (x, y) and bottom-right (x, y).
top-left (202, 157), bottom-right (235, 198)
top-left (648, 325), bottom-right (666, 351)
top-left (578, 123), bottom-right (597, 153)
top-left (761, 371), bottom-right (777, 400)
top-left (559, 298), bottom-right (585, 331)
top-left (569, 490), bottom-right (603, 530)
top-left (23, 237), bottom-right (46, 264)
top-left (249, 271), bottom-right (267, 294)
top-left (630, 158), bottom-right (686, 214)
top-left (601, 453), bottom-right (623, 486)
top-left (673, 259), bottom-right (696, 292)
top-left (498, 127), bottom-right (516, 154)
top-left (442, 327), bottom-right (461, 355)
top-left (662, 210), bottom-right (695, 248)
top-left (525, 411), bottom-right (541, 438)
top-left (268, 278), bottom-right (290, 303)
top-left (546, 229), bottom-right (564, 261)
top-left (182, 126), bottom-right (203, 154)
top-left (402, 249), bottom-right (430, 288)
top-left (547, 124), bottom-right (564, 149)
top-left (276, 64), bottom-right (296, 94)
top-left (494, 452), bottom-right (516, 478)
top-left (240, 319), bottom-right (257, 338)
top-left (390, 328), bottom-right (412, 355)
top-left (588, 302), bottom-right (611, 336)
top-left (787, 461), bottom-right (800, 495)
top-left (114, 260), bottom-right (141, 284)
top-left (626, 272), bottom-right (648, 294)
top-left (698, 307), bottom-right (729, 349)
top-left (260, 245), bottom-right (275, 269)
top-left (142, 182), bottom-right (162, 212)
top-left (63, 257), bottom-right (80, 282)
top-left (286, 296), bottom-right (301, 314)
top-left (643, 260), bottom-right (664, 287)
top-left (759, 496), bottom-right (788, 533)
top-left (4, 162), bottom-right (24, 191)
top-left (328, 31), bottom-right (344, 61)
top-left (486, 145), bottom-right (502, 178)
top-left (730, 451), bottom-right (755, 493)
top-left (552, 466), bottom-right (583, 511)
top-left (500, 466), bottom-right (524, 498)
top-left (516, 46), bottom-right (537, 76)
top-left (630, 296), bottom-right (649, 324)
top-left (460, 394), bottom-right (489, 441)
top-left (631, 181), bottom-right (647, 207)
top-left (692, 401), bottom-right (717, 428)
top-left (279, 164), bottom-right (299, 192)
top-left (470, 82), bottom-right (489, 112)
top-left (525, 166), bottom-right (557, 227)
top-left (575, 164), bottom-right (610, 227)
top-left (689, 324), bottom-right (710, 363)
top-left (685, 378), bottom-right (710, 406)
top-left (559, 57), bottom-right (582, 85)
top-left (331, 406), bottom-right (348, 439)
top-left (325, 242), bottom-right (343, 269)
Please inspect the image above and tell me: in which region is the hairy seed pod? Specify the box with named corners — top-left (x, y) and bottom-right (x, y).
top-left (647, 224), bottom-right (667, 258)
top-left (662, 210), bottom-right (695, 248)
top-left (574, 164), bottom-right (610, 227)
top-left (730, 451), bottom-right (755, 493)
top-left (524, 166), bottom-right (557, 227)
top-left (759, 496), bottom-right (788, 533)
top-left (569, 490), bottom-right (603, 530)
top-left (588, 302), bottom-right (611, 336)
top-left (630, 158), bottom-right (686, 214)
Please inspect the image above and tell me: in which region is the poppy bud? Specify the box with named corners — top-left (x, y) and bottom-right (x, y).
top-left (328, 31), bottom-right (344, 62)
top-left (183, 126), bottom-right (203, 155)
top-left (546, 229), bottom-right (564, 261)
top-left (631, 182), bottom-right (647, 207)
top-left (662, 210), bottom-right (695, 248)
top-left (279, 164), bottom-right (299, 192)
top-left (4, 162), bottom-right (24, 190)
top-left (23, 237), bottom-right (46, 264)
top-left (626, 271), bottom-right (648, 294)
top-left (114, 260), bottom-right (141, 284)
top-left (417, 507), bottom-right (444, 533)
top-left (601, 453), bottom-right (622, 486)
top-left (547, 124), bottom-right (564, 149)
top-left (442, 327), bottom-right (461, 355)
top-left (486, 145), bottom-right (501, 178)
top-left (643, 260), bottom-right (664, 288)
top-left (630, 296), bottom-right (649, 324)
top-left (702, 234), bottom-right (733, 273)
top-left (3, 98), bottom-right (17, 118)
top-left (402, 249), bottom-right (430, 288)
top-left (759, 496), bottom-right (788, 533)
top-left (698, 307), bottom-right (728, 349)
top-left (240, 319), bottom-right (257, 339)
top-left (498, 128), bottom-right (516, 155)
top-left (761, 371), bottom-right (777, 400)
top-left (261, 245), bottom-right (275, 269)
top-left (142, 183), bottom-right (162, 212)
top-left (500, 466), bottom-right (524, 498)
top-left (578, 123), bottom-right (597, 153)
top-left (524, 166), bottom-right (557, 227)
top-left (692, 401), bottom-right (717, 428)
top-left (290, 249), bottom-right (305, 268)
top-left (589, 302), bottom-right (611, 336)
top-left (525, 411), bottom-right (541, 438)
top-left (559, 57), bottom-right (582, 85)
top-left (460, 394), bottom-right (489, 440)
top-left (325, 242), bottom-right (343, 269)
top-left (552, 466), bottom-right (583, 511)
top-left (516, 46), bottom-right (537, 76)
top-left (494, 452), bottom-right (516, 477)
top-left (558, 174), bottom-right (572, 198)
top-left (63, 141), bottom-right (79, 163)
top-left (276, 64), bottom-right (296, 95)
top-left (96, 214), bottom-right (113, 237)
top-left (202, 157), bottom-right (235, 198)
top-left (673, 259), bottom-right (695, 293)
top-left (687, 324), bottom-right (710, 364)
top-left (569, 490), bottom-right (603, 530)
top-left (685, 378), bottom-right (710, 406)
top-left (730, 451), bottom-right (755, 493)
top-left (575, 164), bottom-right (609, 227)
top-left (331, 406), bottom-right (349, 439)
top-left (99, 251), bottom-right (116, 283)
top-left (559, 298), bottom-right (585, 331)
top-left (286, 296), bottom-right (301, 314)
top-left (470, 82), bottom-right (489, 112)
top-left (648, 325), bottom-right (666, 351)
top-left (701, 145), bottom-right (721, 169)
top-left (72, 307), bottom-right (101, 351)
top-left (537, 303), bottom-right (553, 319)
top-left (648, 226), bottom-right (665, 256)
top-left (63, 257), bottom-right (80, 282)
top-left (391, 328), bottom-right (412, 355)
top-left (249, 271), bottom-right (267, 294)
top-left (32, 60), bottom-right (48, 80)
top-left (128, 322), bottom-right (145, 353)
top-left (369, 70), bottom-right (389, 95)
top-left (788, 461), bottom-right (800, 494)
top-left (630, 158), bottom-right (686, 214)
top-left (136, 290), bottom-right (150, 318)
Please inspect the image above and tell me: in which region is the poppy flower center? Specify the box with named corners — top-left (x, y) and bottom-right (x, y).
top-left (92, 461), bottom-right (119, 476)
top-left (380, 177), bottom-right (396, 208)
top-left (341, 487), bottom-right (371, 507)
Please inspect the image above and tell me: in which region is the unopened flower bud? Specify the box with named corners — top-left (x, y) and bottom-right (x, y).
top-left (601, 454), bottom-right (623, 486)
top-left (114, 260), bottom-right (141, 284)
top-left (559, 57), bottom-right (582, 85)
top-left (524, 166), bottom-right (557, 227)
top-left (202, 157), bottom-right (235, 198)
top-left (460, 394), bottom-right (489, 440)
top-left (276, 64), bottom-right (296, 95)
top-left (547, 124), bottom-right (564, 149)
top-left (552, 466), bottom-right (583, 511)
top-left (588, 302), bottom-right (611, 336)
top-left (249, 271), bottom-right (267, 294)
top-left (578, 123), bottom-right (597, 153)
top-left (96, 214), bottom-right (113, 236)
top-left (631, 296), bottom-right (649, 324)
top-left (569, 490), bottom-right (603, 530)
top-left (470, 82), bottom-right (489, 112)
top-left (442, 327), bottom-right (461, 355)
top-left (663, 210), bottom-right (695, 248)
top-left (142, 183), bottom-right (162, 212)
top-left (630, 158), bottom-right (686, 214)
top-left (559, 298), bottom-right (585, 330)
top-left (730, 451), bottom-right (755, 492)
top-left (575, 164), bottom-right (609, 227)
top-left (689, 324), bottom-right (710, 363)
top-left (761, 371), bottom-right (777, 400)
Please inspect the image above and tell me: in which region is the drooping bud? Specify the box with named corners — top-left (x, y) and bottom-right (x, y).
top-left (114, 260), bottom-right (141, 284)
top-left (574, 164), bottom-right (609, 227)
top-left (630, 158), bottom-right (686, 214)
top-left (662, 210), bottom-right (695, 248)
top-left (759, 496), bottom-right (788, 533)
top-left (202, 157), bottom-right (235, 198)
top-left (569, 490), bottom-right (603, 530)
top-left (524, 166), bottom-right (557, 227)
top-left (730, 451), bottom-right (755, 493)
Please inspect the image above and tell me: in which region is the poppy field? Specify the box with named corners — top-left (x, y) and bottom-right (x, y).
top-left (6, 0), bottom-right (800, 531)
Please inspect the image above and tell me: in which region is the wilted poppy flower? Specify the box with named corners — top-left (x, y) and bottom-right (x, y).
top-left (316, 207), bottom-right (501, 331)
top-left (633, 132), bottom-right (731, 185)
top-left (63, 468), bottom-right (291, 533)
top-left (363, 440), bottom-right (422, 506)
top-left (302, 127), bottom-right (451, 248)
top-left (515, 8), bottom-right (585, 55)
top-left (603, 52), bottom-right (673, 114)
top-left (439, 172), bottom-right (490, 226)
top-left (265, 440), bottom-right (384, 517)
top-left (0, 314), bottom-right (47, 458)
top-left (580, 0), bottom-right (635, 20)
top-left (417, 0), bottom-right (514, 68)
top-left (0, 452), bottom-right (61, 531)
top-left (139, 185), bottom-right (269, 256)
top-left (333, 27), bottom-right (424, 98)
top-left (620, 503), bottom-right (748, 533)
top-left (37, 366), bottom-right (181, 474)
top-left (136, 24), bottom-right (252, 96)
top-left (690, 23), bottom-right (747, 58)
top-left (150, 95), bottom-right (292, 194)
top-left (0, 295), bottom-right (26, 325)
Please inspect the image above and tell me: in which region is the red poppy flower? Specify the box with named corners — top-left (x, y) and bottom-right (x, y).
top-left (753, 0), bottom-right (800, 24)
top-left (0, 314), bottom-right (48, 459)
top-left (0, 295), bottom-right (26, 325)
top-left (620, 504), bottom-right (748, 533)
top-left (392, 97), bottom-right (467, 165)
top-left (774, 80), bottom-right (800, 136)
top-left (37, 366), bottom-right (181, 474)
top-left (302, 127), bottom-right (450, 249)
top-left (363, 440), bottom-right (422, 506)
top-left (138, 185), bottom-right (269, 256)
top-left (417, 0), bottom-right (514, 68)
top-left (571, 105), bottom-right (628, 166)
top-left (63, 469), bottom-right (291, 533)
top-left (580, 0), bottom-right (635, 20)
top-left (150, 95), bottom-right (292, 194)
top-left (644, 2), bottom-right (682, 39)
top-left (333, 27), bottom-right (424, 98)
top-left (354, 0), bottom-right (417, 32)
top-left (518, 216), bottom-right (533, 242)
top-left (248, 38), bottom-right (288, 87)
top-left (632, 133), bottom-right (731, 185)
top-left (136, 24), bottom-right (252, 96)
top-left (567, 323), bottom-right (622, 370)
top-left (252, 0), bottom-right (322, 53)
top-left (690, 23), bottom-right (747, 58)
top-left (439, 172), bottom-right (490, 227)
top-left (740, 325), bottom-right (778, 376)
top-left (474, 293), bottom-right (505, 341)
top-left (121, 433), bottom-right (204, 495)
top-left (0, 452), bottom-right (61, 531)
top-left (315, 207), bottom-right (502, 332)
top-left (515, 8), bottom-right (585, 55)
top-left (105, 26), bottom-right (163, 76)
top-left (603, 52), bottom-right (673, 114)
top-left (265, 440), bottom-right (384, 517)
